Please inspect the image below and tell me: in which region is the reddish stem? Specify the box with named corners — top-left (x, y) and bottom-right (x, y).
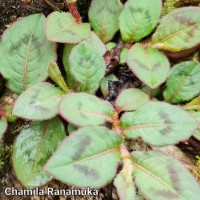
top-left (0, 109), bottom-right (6, 118)
top-left (67, 2), bottom-right (82, 24)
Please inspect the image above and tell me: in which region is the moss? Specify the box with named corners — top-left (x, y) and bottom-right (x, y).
top-left (0, 141), bottom-right (11, 171)
top-left (162, 0), bottom-right (200, 16)
top-left (190, 156), bottom-right (200, 181)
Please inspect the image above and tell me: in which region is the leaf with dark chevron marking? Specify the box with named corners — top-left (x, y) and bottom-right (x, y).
top-left (121, 101), bottom-right (199, 146)
top-left (45, 126), bottom-right (122, 188)
top-left (127, 44), bottom-right (170, 89)
top-left (131, 151), bottom-right (200, 200)
top-left (153, 7), bottom-right (200, 52)
top-left (120, 0), bottom-right (161, 42)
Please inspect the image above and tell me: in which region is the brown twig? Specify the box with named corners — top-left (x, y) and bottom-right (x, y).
top-left (104, 41), bottom-right (125, 74)
top-left (66, 1), bottom-right (82, 24)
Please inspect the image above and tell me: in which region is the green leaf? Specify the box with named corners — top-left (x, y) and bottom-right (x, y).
top-left (100, 74), bottom-right (118, 98)
top-left (115, 88), bottom-right (150, 112)
top-left (127, 44), bottom-right (170, 89)
top-left (85, 32), bottom-right (107, 56)
top-left (89, 0), bottom-right (123, 43)
top-left (0, 118), bottom-right (7, 139)
top-left (59, 93), bottom-right (114, 126)
top-left (46, 12), bottom-right (91, 43)
top-left (45, 126), bottom-right (122, 188)
top-left (106, 42), bottom-right (117, 51)
top-left (189, 111), bottom-right (200, 141)
top-left (69, 42), bottom-right (106, 94)
top-left (13, 82), bottom-right (64, 120)
top-left (194, 128), bottom-right (200, 141)
top-left (114, 159), bottom-right (136, 200)
top-left (131, 151), bottom-right (200, 200)
top-left (143, 86), bottom-right (161, 97)
top-left (63, 44), bottom-right (76, 89)
top-left (120, 48), bottom-right (128, 64)
top-left (0, 14), bottom-right (56, 94)
top-left (152, 7), bottom-right (200, 52)
top-left (62, 32), bottom-right (106, 90)
top-left (119, 0), bottom-right (161, 42)
top-left (121, 101), bottom-right (199, 146)
top-left (67, 124), bottom-right (78, 135)
top-left (12, 117), bottom-right (66, 188)
top-left (164, 61), bottom-right (200, 104)
top-left (48, 62), bottom-right (70, 93)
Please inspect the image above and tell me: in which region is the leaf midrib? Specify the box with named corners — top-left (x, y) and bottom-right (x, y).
top-left (50, 147), bottom-right (120, 169)
top-left (23, 16), bottom-right (41, 91)
top-left (154, 24), bottom-right (197, 44)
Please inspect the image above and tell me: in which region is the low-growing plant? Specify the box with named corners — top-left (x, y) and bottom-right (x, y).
top-left (0, 0), bottom-right (200, 199)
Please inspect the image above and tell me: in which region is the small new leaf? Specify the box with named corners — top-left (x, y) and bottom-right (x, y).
top-left (62, 32), bottom-right (106, 90)
top-left (48, 62), bottom-right (70, 93)
top-left (131, 151), bottom-right (200, 200)
top-left (127, 44), bottom-right (170, 89)
top-left (45, 126), bottom-right (122, 188)
top-left (114, 159), bottom-right (136, 200)
top-left (153, 7), bottom-right (200, 52)
top-left (121, 102), bottom-right (199, 146)
top-left (59, 93), bottom-right (115, 126)
top-left (12, 118), bottom-right (66, 188)
top-left (13, 82), bottom-right (64, 120)
top-left (164, 61), bottom-right (200, 104)
top-left (0, 118), bottom-right (7, 139)
top-left (45, 12), bottom-right (91, 43)
top-left (120, 0), bottom-right (161, 42)
top-left (69, 42), bottom-right (106, 94)
top-left (89, 0), bottom-right (123, 42)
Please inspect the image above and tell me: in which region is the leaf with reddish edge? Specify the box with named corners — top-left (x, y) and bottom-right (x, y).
top-left (85, 32), bottom-right (107, 56)
top-left (12, 117), bottom-right (66, 188)
top-left (152, 7), bottom-right (200, 52)
top-left (121, 101), bottom-right (199, 146)
top-left (115, 88), bottom-right (150, 112)
top-left (45, 126), bottom-right (122, 188)
top-left (45, 12), bottom-right (91, 44)
top-left (89, 0), bottom-right (123, 43)
top-left (131, 151), bottom-right (200, 200)
top-left (69, 42), bottom-right (106, 94)
top-left (0, 14), bottom-right (56, 94)
top-left (59, 93), bottom-right (115, 126)
top-left (119, 0), bottom-right (161, 43)
top-left (127, 44), bottom-right (170, 89)
top-left (164, 61), bottom-right (200, 104)
top-left (62, 32), bottom-right (106, 90)
top-left (13, 82), bottom-right (64, 121)
top-left (0, 118), bottom-right (7, 139)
